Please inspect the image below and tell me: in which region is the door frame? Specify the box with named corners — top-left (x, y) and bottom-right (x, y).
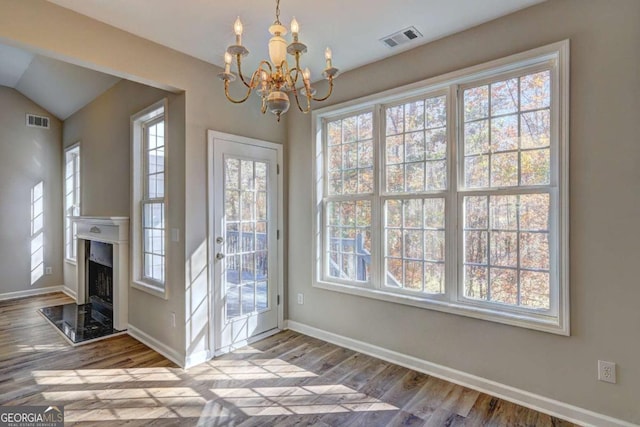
top-left (207, 130), bottom-right (284, 357)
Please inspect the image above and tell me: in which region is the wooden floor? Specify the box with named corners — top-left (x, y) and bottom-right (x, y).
top-left (0, 293), bottom-right (577, 426)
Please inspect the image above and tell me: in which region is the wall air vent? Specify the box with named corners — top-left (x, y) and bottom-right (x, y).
top-left (380, 26), bottom-right (423, 48)
top-left (26, 113), bottom-right (50, 129)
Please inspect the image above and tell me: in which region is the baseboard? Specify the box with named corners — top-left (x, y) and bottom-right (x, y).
top-left (285, 320), bottom-right (636, 427)
top-left (0, 286), bottom-right (64, 302)
top-left (61, 286), bottom-right (77, 301)
top-left (127, 324), bottom-right (185, 368)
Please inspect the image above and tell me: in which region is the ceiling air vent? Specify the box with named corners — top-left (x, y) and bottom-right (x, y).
top-left (26, 113), bottom-right (50, 129)
top-left (380, 26), bottom-right (423, 48)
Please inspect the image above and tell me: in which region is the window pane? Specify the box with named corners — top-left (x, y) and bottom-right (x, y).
top-left (405, 100), bottom-right (424, 132)
top-left (385, 94), bottom-right (447, 192)
top-left (491, 78), bottom-right (518, 116)
top-left (491, 115), bottom-right (518, 152)
top-left (326, 200), bottom-right (371, 283)
top-left (384, 198), bottom-right (445, 294)
top-left (386, 105), bottom-right (404, 135)
top-left (520, 271), bottom-right (550, 309)
top-left (521, 149), bottom-right (550, 185)
top-left (464, 155), bottom-right (489, 188)
top-left (520, 71), bottom-right (550, 111)
top-left (463, 70), bottom-right (552, 189)
top-left (463, 193), bottom-right (551, 309)
top-left (326, 112), bottom-right (374, 196)
top-left (464, 86), bottom-right (489, 121)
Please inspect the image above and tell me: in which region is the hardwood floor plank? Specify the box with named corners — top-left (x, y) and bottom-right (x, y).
top-left (0, 293), bottom-right (578, 426)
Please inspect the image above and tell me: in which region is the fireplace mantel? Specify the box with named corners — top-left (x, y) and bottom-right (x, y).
top-left (73, 216), bottom-right (129, 331)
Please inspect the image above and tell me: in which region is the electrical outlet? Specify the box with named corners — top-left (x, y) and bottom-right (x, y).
top-left (169, 312), bottom-right (176, 328)
top-left (598, 360), bottom-right (616, 384)
top-left (297, 293), bottom-right (304, 305)
top-left (45, 267), bottom-right (52, 275)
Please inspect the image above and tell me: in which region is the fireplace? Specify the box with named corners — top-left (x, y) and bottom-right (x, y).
top-left (40, 217), bottom-right (129, 345)
top-left (75, 217), bottom-right (129, 330)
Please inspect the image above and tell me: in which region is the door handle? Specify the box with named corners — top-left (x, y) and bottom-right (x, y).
top-left (216, 253), bottom-right (225, 260)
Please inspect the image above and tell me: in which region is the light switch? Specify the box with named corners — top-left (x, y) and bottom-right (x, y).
top-left (171, 228), bottom-right (180, 242)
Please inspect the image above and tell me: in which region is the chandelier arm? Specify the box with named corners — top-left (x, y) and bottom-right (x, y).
top-left (311, 77), bottom-right (334, 102)
top-left (258, 60), bottom-right (274, 75)
top-left (224, 79), bottom-right (253, 104)
top-left (235, 55), bottom-right (253, 88)
top-left (291, 87), bottom-right (312, 114)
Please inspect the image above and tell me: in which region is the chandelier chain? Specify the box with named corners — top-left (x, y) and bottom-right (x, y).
top-left (275, 0), bottom-right (281, 24)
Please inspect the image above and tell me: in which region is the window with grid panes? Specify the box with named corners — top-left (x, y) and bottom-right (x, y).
top-left (315, 42), bottom-right (568, 333)
top-left (64, 144), bottom-right (80, 262)
top-left (142, 117), bottom-right (166, 285)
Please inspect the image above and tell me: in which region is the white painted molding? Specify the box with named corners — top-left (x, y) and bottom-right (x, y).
top-left (0, 286), bottom-right (64, 302)
top-left (286, 320), bottom-right (637, 427)
top-left (62, 286), bottom-right (77, 301)
top-left (127, 324), bottom-right (184, 368)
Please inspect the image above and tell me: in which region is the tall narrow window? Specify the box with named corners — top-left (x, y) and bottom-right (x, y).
top-left (132, 100), bottom-right (168, 297)
top-left (142, 118), bottom-right (166, 284)
top-left (64, 144), bottom-right (80, 262)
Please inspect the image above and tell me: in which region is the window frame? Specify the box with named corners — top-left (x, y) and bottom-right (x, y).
top-left (64, 143), bottom-right (81, 264)
top-left (312, 41), bottom-right (569, 335)
top-left (131, 100), bottom-right (169, 299)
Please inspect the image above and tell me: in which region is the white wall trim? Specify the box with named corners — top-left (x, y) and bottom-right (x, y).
top-left (0, 286), bottom-right (64, 302)
top-left (286, 320), bottom-right (637, 427)
top-left (61, 286), bottom-right (77, 300)
top-left (127, 324), bottom-right (184, 368)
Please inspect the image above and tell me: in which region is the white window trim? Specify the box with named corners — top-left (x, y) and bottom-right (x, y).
top-left (131, 99), bottom-right (169, 299)
top-left (64, 142), bottom-right (81, 265)
top-left (312, 40), bottom-right (569, 335)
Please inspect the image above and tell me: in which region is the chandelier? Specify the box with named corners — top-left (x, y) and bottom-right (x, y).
top-left (217, 0), bottom-right (339, 122)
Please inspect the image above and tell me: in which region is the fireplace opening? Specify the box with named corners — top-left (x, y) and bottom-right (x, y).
top-left (86, 240), bottom-right (113, 324)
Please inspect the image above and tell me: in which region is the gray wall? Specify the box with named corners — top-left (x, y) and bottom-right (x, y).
top-left (287, 0), bottom-right (640, 423)
top-left (0, 86), bottom-right (63, 295)
top-left (63, 79), bottom-right (186, 355)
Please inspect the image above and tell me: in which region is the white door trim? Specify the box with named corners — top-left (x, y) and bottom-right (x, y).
top-left (207, 130), bottom-right (284, 357)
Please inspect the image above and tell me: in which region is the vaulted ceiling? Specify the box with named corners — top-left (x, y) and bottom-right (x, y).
top-left (0, 43), bottom-right (119, 120)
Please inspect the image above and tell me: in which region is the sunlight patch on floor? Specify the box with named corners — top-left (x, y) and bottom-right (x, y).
top-left (32, 368), bottom-right (181, 385)
top-left (188, 358), bottom-right (318, 380)
top-left (210, 384), bottom-right (397, 416)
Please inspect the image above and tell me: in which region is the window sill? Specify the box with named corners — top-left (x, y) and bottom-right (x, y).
top-left (313, 280), bottom-right (568, 336)
top-left (64, 259), bottom-right (77, 266)
top-left (131, 280), bottom-right (168, 300)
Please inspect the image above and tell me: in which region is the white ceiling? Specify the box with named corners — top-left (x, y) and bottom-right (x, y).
top-left (47, 0), bottom-right (545, 81)
top-left (0, 43), bottom-right (119, 120)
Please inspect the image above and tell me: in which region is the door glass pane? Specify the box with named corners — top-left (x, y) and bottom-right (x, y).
top-left (224, 157), bottom-right (270, 320)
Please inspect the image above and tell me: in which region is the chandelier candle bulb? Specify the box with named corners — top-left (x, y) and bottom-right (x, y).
top-left (325, 47), bottom-right (333, 68)
top-left (234, 17), bottom-right (243, 45)
top-left (291, 17), bottom-right (299, 41)
top-left (224, 52), bottom-right (232, 74)
top-left (303, 68), bottom-right (311, 86)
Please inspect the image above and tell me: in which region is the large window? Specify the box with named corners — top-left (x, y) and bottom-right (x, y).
top-left (132, 101), bottom-right (168, 297)
top-left (64, 144), bottom-right (80, 262)
top-left (314, 42), bottom-right (569, 334)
